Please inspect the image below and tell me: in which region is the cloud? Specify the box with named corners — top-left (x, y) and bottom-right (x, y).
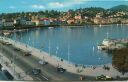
top-left (9, 6), bottom-right (16, 9)
top-left (48, 2), bottom-right (64, 8)
top-left (67, 0), bottom-right (89, 5)
top-left (47, 0), bottom-right (88, 9)
top-left (31, 4), bottom-right (45, 9)
top-left (21, 1), bottom-right (27, 4)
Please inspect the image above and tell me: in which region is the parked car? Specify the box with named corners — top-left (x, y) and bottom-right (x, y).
top-left (57, 67), bottom-right (66, 73)
top-left (96, 74), bottom-right (113, 80)
top-left (23, 52), bottom-right (31, 56)
top-left (38, 60), bottom-right (48, 65)
top-left (4, 42), bottom-right (12, 45)
top-left (32, 68), bottom-right (41, 75)
top-left (14, 48), bottom-right (21, 51)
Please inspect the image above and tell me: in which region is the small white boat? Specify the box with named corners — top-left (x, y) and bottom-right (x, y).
top-left (3, 32), bottom-right (10, 36)
top-left (99, 24), bottom-right (102, 27)
top-left (97, 45), bottom-right (107, 50)
top-left (48, 27), bottom-right (54, 29)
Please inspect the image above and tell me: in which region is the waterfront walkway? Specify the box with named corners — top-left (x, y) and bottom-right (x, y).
top-left (0, 36), bottom-right (81, 81)
top-left (0, 53), bottom-right (33, 80)
top-left (0, 36), bottom-right (128, 80)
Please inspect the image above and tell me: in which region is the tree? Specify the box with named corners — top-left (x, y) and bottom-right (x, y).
top-left (112, 48), bottom-right (128, 74)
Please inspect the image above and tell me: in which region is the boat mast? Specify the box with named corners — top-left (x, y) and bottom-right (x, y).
top-left (56, 45), bottom-right (59, 57)
top-left (49, 40), bottom-right (51, 56)
top-left (106, 32), bottom-right (109, 39)
top-left (68, 44), bottom-right (70, 63)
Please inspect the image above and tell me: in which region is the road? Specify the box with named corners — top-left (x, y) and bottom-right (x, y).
top-left (0, 41), bottom-right (83, 81)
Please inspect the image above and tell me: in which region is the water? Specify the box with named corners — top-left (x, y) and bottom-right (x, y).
top-left (0, 71), bottom-right (8, 80)
top-left (7, 24), bottom-right (128, 65)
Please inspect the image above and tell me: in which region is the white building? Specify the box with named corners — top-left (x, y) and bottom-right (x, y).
top-left (20, 18), bottom-right (34, 26)
top-left (2, 19), bottom-right (14, 27)
top-left (0, 19), bottom-right (2, 27)
top-left (39, 18), bottom-right (50, 25)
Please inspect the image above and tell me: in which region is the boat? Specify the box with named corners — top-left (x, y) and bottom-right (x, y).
top-left (97, 44), bottom-right (107, 50)
top-left (48, 27), bottom-right (54, 29)
top-left (98, 38), bottom-right (128, 51)
top-left (3, 32), bottom-right (10, 36)
top-left (99, 24), bottom-right (102, 27)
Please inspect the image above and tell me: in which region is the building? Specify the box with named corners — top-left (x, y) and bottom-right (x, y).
top-left (93, 17), bottom-right (102, 24)
top-left (20, 18), bottom-right (35, 26)
top-left (31, 19), bottom-right (39, 26)
top-left (39, 18), bottom-right (50, 25)
top-left (14, 19), bottom-right (20, 26)
top-left (0, 18), bottom-right (2, 27)
top-left (67, 19), bottom-right (75, 24)
top-left (74, 15), bottom-right (82, 20)
top-left (50, 18), bottom-right (62, 25)
top-left (2, 19), bottom-right (14, 27)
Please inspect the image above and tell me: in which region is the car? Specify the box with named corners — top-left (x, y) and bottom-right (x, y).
top-left (57, 67), bottom-right (66, 73)
top-left (5, 42), bottom-right (12, 45)
top-left (38, 60), bottom-right (48, 65)
top-left (96, 74), bottom-right (113, 80)
top-left (14, 48), bottom-right (21, 51)
top-left (23, 52), bottom-right (31, 56)
top-left (32, 68), bottom-right (41, 75)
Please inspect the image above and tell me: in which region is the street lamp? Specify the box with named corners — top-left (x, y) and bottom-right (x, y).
top-left (48, 40), bottom-right (51, 56)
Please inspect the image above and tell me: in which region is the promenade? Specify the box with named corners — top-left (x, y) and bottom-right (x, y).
top-left (0, 36), bottom-right (81, 81)
top-left (0, 53), bottom-right (33, 80)
top-left (0, 36), bottom-right (128, 80)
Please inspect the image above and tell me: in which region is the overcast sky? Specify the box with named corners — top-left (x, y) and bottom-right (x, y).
top-left (0, 0), bottom-right (128, 13)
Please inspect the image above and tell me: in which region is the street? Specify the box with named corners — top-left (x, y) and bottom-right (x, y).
top-left (0, 41), bottom-right (82, 81)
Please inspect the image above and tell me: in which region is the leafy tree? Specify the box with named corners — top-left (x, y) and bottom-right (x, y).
top-left (112, 48), bottom-right (128, 74)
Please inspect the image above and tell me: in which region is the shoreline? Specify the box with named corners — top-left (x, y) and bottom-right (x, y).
top-left (0, 24), bottom-right (128, 31)
top-left (0, 36), bottom-right (128, 79)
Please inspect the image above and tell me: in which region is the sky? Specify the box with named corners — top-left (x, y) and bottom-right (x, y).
top-left (0, 0), bottom-right (128, 13)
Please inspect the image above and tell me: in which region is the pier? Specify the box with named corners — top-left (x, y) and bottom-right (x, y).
top-left (98, 39), bottom-right (128, 51)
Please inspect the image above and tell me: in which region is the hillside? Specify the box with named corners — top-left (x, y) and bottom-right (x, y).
top-left (110, 5), bottom-right (128, 12)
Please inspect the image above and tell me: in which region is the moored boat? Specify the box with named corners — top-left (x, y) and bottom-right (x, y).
top-left (98, 38), bottom-right (128, 51)
top-left (48, 27), bottom-right (54, 29)
top-left (3, 32), bottom-right (10, 36)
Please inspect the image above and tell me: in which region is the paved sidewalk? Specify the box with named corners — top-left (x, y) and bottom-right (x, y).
top-left (0, 53), bottom-right (33, 81)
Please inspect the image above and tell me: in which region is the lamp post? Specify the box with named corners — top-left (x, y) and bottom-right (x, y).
top-left (68, 44), bottom-right (70, 63)
top-left (48, 40), bottom-right (51, 56)
top-left (56, 45), bottom-right (59, 66)
top-left (106, 32), bottom-right (109, 39)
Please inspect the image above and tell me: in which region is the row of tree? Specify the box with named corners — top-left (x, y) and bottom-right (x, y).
top-left (0, 5), bottom-right (128, 20)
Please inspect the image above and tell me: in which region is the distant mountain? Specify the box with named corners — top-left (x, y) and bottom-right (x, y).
top-left (110, 5), bottom-right (128, 11)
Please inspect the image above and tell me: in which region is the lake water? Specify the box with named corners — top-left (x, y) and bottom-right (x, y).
top-left (7, 24), bottom-right (128, 65)
top-left (0, 71), bottom-right (8, 80)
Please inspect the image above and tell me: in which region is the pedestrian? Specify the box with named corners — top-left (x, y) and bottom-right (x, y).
top-left (80, 76), bottom-right (83, 80)
top-left (93, 66), bottom-right (96, 70)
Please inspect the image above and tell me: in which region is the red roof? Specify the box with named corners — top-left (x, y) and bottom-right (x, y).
top-left (39, 18), bottom-right (49, 21)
